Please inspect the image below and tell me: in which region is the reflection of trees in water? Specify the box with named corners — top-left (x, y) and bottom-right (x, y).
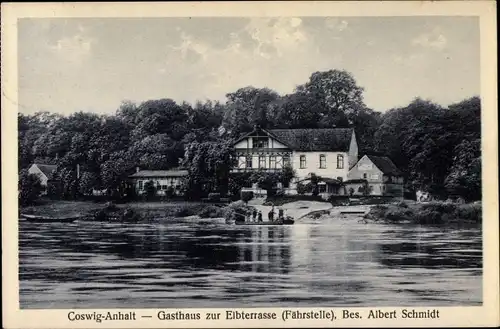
top-left (375, 229), bottom-right (482, 269)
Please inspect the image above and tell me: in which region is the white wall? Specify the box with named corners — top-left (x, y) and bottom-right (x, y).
top-left (28, 165), bottom-right (49, 186)
top-left (292, 151), bottom-right (349, 181)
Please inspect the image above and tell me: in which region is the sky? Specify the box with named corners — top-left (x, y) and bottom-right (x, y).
top-left (18, 16), bottom-right (480, 115)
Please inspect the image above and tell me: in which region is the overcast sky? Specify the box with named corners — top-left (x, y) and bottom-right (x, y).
top-left (18, 16), bottom-right (479, 115)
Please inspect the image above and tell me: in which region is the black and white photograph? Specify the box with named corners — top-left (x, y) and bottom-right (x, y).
top-left (3, 2), bottom-right (498, 326)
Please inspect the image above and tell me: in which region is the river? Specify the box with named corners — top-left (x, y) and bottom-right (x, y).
top-left (19, 216), bottom-right (482, 308)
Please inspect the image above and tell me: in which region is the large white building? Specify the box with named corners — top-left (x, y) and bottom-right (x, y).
top-left (231, 126), bottom-right (359, 194)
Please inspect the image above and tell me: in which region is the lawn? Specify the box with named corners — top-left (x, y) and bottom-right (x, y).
top-left (21, 199), bottom-right (206, 218)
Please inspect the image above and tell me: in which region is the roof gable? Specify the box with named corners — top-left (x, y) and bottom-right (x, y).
top-left (267, 128), bottom-right (353, 152)
top-left (33, 164), bottom-right (57, 179)
top-left (365, 155), bottom-right (402, 176)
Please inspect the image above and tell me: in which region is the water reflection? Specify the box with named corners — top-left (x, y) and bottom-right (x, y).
top-left (19, 217), bottom-right (482, 308)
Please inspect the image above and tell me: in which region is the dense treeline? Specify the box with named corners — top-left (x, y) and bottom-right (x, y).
top-left (18, 69), bottom-right (481, 203)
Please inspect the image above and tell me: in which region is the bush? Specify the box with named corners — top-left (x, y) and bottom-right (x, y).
top-left (19, 170), bottom-right (43, 206)
top-left (104, 201), bottom-right (118, 212)
top-left (240, 191), bottom-right (254, 203)
top-left (165, 186), bottom-right (175, 198)
top-left (208, 193), bottom-right (221, 202)
top-left (120, 207), bottom-right (142, 222)
top-left (220, 201), bottom-right (254, 220)
top-left (397, 201), bottom-right (409, 208)
top-left (198, 205), bottom-right (223, 218)
top-left (175, 206), bottom-right (198, 218)
top-left (296, 182), bottom-right (307, 195)
top-left (454, 203), bottom-right (482, 223)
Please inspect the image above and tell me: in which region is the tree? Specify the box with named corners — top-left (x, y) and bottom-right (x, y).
top-left (18, 170), bottom-right (42, 206)
top-left (182, 140), bottom-right (234, 199)
top-left (144, 180), bottom-right (157, 199)
top-left (445, 139), bottom-right (481, 201)
top-left (222, 86), bottom-right (280, 137)
top-left (78, 172), bottom-right (99, 196)
top-left (296, 69), bottom-right (365, 127)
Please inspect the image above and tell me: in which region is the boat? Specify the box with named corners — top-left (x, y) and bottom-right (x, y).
top-left (20, 214), bottom-right (82, 223)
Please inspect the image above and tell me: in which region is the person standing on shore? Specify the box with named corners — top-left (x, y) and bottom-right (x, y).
top-left (252, 209), bottom-right (257, 222)
top-left (268, 207), bottom-right (275, 222)
top-left (257, 211), bottom-right (263, 222)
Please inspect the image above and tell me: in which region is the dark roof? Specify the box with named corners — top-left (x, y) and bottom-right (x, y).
top-left (267, 128), bottom-right (354, 152)
top-left (366, 155), bottom-right (402, 176)
top-left (129, 169), bottom-right (188, 178)
top-left (33, 164), bottom-right (57, 179)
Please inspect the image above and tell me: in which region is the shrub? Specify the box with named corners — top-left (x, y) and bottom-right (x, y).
top-left (220, 201), bottom-right (254, 220)
top-left (18, 170), bottom-right (43, 206)
top-left (165, 186), bottom-right (175, 198)
top-left (296, 182), bottom-right (307, 195)
top-left (198, 205), bottom-right (223, 218)
top-left (397, 201), bottom-right (409, 208)
top-left (104, 201), bottom-right (118, 212)
top-left (175, 206), bottom-right (198, 217)
top-left (120, 207), bottom-right (142, 222)
top-left (208, 193), bottom-right (221, 202)
top-left (240, 191), bottom-right (254, 203)
top-left (454, 203), bottom-right (482, 223)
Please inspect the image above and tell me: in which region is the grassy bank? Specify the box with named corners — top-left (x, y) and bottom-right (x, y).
top-left (364, 201), bottom-right (481, 225)
top-left (20, 199), bottom-right (224, 222)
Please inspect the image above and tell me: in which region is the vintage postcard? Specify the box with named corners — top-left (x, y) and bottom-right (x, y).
top-left (2, 1), bottom-right (498, 328)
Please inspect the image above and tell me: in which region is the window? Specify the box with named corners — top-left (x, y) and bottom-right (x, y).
top-left (138, 181), bottom-right (144, 190)
top-left (259, 156), bottom-right (266, 168)
top-left (337, 154), bottom-right (344, 169)
top-left (253, 137), bottom-right (268, 149)
top-left (283, 155), bottom-right (290, 167)
top-left (269, 156), bottom-right (276, 169)
top-left (246, 156), bottom-right (253, 168)
top-left (318, 184), bottom-right (327, 193)
top-left (363, 173), bottom-right (367, 179)
top-left (300, 155), bottom-right (306, 169)
top-left (319, 154), bottom-right (326, 169)
top-left (162, 185), bottom-right (168, 190)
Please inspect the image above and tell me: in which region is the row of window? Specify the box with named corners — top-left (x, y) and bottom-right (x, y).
top-left (244, 155), bottom-right (291, 169)
top-left (241, 154), bottom-right (345, 169)
top-left (137, 181), bottom-right (181, 190)
top-left (300, 154), bottom-right (344, 169)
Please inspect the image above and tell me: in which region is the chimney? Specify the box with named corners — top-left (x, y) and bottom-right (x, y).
top-left (76, 164), bottom-right (80, 179)
top-left (136, 166), bottom-right (140, 173)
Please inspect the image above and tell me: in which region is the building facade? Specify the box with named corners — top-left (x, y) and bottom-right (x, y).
top-left (346, 155), bottom-right (404, 197)
top-left (231, 126), bottom-right (359, 194)
top-left (128, 169), bottom-right (187, 196)
top-left (28, 163), bottom-right (57, 194)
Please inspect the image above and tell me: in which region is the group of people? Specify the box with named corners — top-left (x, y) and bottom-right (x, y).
top-left (247, 206), bottom-right (285, 223)
top-left (234, 205), bottom-right (286, 223)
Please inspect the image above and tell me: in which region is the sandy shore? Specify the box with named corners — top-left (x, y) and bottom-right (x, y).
top-left (247, 199), bottom-right (373, 221)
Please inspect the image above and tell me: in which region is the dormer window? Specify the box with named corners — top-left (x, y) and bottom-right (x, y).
top-left (253, 137), bottom-right (268, 149)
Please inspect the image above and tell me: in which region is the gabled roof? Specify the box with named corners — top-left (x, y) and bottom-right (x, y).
top-left (129, 169), bottom-right (188, 178)
top-left (233, 126), bottom-right (354, 152)
top-left (268, 128), bottom-right (353, 152)
top-left (32, 164), bottom-right (57, 179)
top-left (365, 155), bottom-right (402, 176)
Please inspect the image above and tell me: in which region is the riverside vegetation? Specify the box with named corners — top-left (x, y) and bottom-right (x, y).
top-left (18, 69), bottom-right (481, 226)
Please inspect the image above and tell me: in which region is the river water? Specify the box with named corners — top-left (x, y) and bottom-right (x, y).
top-left (19, 216), bottom-right (482, 308)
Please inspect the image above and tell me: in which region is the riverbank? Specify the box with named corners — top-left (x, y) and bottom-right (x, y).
top-left (364, 200), bottom-right (482, 225)
top-left (20, 200), bottom-right (212, 221)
